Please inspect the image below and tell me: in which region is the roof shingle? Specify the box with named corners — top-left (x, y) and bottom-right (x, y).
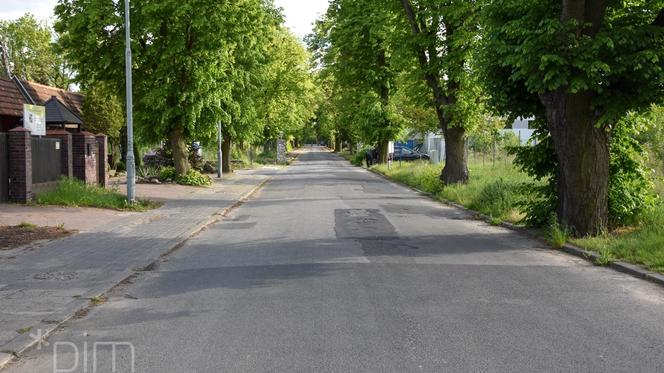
top-left (0, 77), bottom-right (25, 117)
top-left (45, 96), bottom-right (83, 125)
top-left (22, 81), bottom-right (84, 117)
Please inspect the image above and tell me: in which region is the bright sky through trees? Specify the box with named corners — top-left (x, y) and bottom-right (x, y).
top-left (0, 0), bottom-right (330, 40)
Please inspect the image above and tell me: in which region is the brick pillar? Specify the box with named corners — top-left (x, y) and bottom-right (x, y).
top-left (72, 132), bottom-right (98, 185)
top-left (95, 134), bottom-right (108, 187)
top-left (46, 130), bottom-right (73, 178)
top-left (8, 127), bottom-right (32, 203)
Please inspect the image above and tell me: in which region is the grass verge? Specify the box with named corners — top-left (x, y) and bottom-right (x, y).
top-left (572, 203), bottom-right (664, 272)
top-left (339, 150), bottom-right (355, 164)
top-left (36, 178), bottom-right (160, 211)
top-left (369, 160), bottom-right (664, 274)
top-left (373, 161), bottom-right (535, 223)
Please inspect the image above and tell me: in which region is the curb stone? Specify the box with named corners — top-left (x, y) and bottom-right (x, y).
top-left (0, 177), bottom-right (270, 370)
top-left (360, 162), bottom-right (664, 289)
top-left (0, 354), bottom-right (12, 369)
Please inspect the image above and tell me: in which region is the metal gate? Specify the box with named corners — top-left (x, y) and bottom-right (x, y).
top-left (32, 137), bottom-right (62, 184)
top-left (0, 134), bottom-right (7, 202)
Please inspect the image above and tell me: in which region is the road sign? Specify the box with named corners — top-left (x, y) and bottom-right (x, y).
top-left (23, 104), bottom-right (46, 136)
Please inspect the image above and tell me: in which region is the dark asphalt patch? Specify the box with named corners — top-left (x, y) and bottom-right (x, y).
top-left (334, 209), bottom-right (397, 240)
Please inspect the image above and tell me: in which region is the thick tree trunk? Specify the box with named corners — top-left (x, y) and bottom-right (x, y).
top-left (222, 133), bottom-right (232, 174)
top-left (540, 90), bottom-right (610, 236)
top-left (334, 136), bottom-right (341, 153)
top-left (400, 0), bottom-right (468, 184)
top-left (169, 126), bottom-right (189, 176)
top-left (376, 139), bottom-right (389, 164)
top-left (441, 127), bottom-right (468, 184)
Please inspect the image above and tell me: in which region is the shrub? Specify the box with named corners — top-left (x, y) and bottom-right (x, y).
top-left (352, 146), bottom-right (374, 167)
top-left (158, 166), bottom-right (177, 182)
top-left (470, 178), bottom-right (517, 220)
top-left (137, 166), bottom-right (160, 180)
top-left (547, 216), bottom-right (569, 249)
top-left (176, 170), bottom-right (212, 186)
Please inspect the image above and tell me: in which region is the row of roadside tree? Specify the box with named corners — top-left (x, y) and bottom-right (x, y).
top-left (308, 0), bottom-right (664, 237)
top-left (2, 1), bottom-right (318, 177)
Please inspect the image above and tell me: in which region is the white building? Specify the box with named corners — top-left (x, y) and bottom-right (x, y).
top-left (422, 117), bottom-right (535, 164)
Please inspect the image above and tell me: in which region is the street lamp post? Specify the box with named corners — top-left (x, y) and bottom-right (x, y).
top-left (217, 121), bottom-right (222, 179)
top-left (124, 0), bottom-right (135, 202)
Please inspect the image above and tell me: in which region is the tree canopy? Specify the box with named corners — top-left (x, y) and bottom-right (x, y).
top-left (0, 14), bottom-right (70, 88)
top-left (55, 0), bottom-right (316, 175)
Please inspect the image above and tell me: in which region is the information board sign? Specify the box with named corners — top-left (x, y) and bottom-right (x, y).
top-left (23, 104), bottom-right (46, 136)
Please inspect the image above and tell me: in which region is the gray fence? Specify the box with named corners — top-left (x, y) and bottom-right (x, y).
top-left (0, 134), bottom-right (7, 202)
top-left (32, 137), bottom-right (62, 184)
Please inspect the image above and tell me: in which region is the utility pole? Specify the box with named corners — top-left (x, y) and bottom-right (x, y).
top-left (217, 121), bottom-right (222, 179)
top-left (124, 0), bottom-right (136, 202)
top-left (0, 39), bottom-right (12, 78)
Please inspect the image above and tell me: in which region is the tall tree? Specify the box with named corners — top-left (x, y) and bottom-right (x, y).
top-left (215, 1), bottom-right (280, 173)
top-left (258, 27), bottom-right (317, 145)
top-left (396, 0), bottom-right (482, 184)
top-left (310, 0), bottom-right (404, 163)
top-left (481, 0), bottom-right (664, 235)
top-left (0, 14), bottom-right (70, 88)
top-left (81, 83), bottom-right (124, 139)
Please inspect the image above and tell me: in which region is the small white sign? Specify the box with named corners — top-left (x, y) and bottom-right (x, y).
top-left (23, 104), bottom-right (46, 136)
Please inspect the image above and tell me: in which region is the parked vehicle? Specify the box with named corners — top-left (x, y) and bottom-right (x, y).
top-left (391, 145), bottom-right (430, 161)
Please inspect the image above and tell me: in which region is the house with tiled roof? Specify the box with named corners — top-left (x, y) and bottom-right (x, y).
top-left (0, 77), bottom-right (26, 131)
top-left (0, 76), bottom-right (84, 133)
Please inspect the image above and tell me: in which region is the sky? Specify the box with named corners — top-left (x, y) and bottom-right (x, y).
top-left (0, 0), bottom-right (329, 40)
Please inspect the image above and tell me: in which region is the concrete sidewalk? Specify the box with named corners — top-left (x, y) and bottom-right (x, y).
top-left (0, 170), bottom-right (272, 367)
top-left (0, 172), bottom-right (250, 233)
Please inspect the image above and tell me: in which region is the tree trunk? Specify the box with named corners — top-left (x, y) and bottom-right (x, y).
top-left (169, 126), bottom-right (189, 176)
top-left (222, 132), bottom-right (232, 174)
top-left (334, 136), bottom-right (341, 153)
top-left (441, 127), bottom-right (468, 184)
top-left (376, 139), bottom-right (389, 164)
top-left (540, 90), bottom-right (610, 236)
top-left (400, 0), bottom-right (468, 184)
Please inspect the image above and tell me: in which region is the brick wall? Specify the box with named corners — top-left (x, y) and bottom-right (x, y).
top-left (8, 127), bottom-right (32, 202)
top-left (72, 131), bottom-right (98, 185)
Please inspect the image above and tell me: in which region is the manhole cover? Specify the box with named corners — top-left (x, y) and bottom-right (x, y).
top-left (33, 271), bottom-right (79, 281)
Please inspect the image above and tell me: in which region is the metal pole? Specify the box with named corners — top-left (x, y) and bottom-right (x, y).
top-left (493, 139), bottom-right (496, 167)
top-left (217, 121), bottom-right (222, 179)
top-left (124, 0), bottom-right (135, 202)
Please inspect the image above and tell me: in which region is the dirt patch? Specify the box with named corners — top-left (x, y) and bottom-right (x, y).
top-left (0, 224), bottom-right (74, 250)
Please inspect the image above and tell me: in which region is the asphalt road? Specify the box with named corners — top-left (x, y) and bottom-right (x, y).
top-left (7, 147), bottom-right (664, 373)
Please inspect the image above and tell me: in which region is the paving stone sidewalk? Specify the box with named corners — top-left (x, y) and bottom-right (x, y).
top-left (0, 171), bottom-right (271, 362)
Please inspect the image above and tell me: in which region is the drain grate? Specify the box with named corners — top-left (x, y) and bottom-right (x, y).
top-left (32, 271), bottom-right (79, 281)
